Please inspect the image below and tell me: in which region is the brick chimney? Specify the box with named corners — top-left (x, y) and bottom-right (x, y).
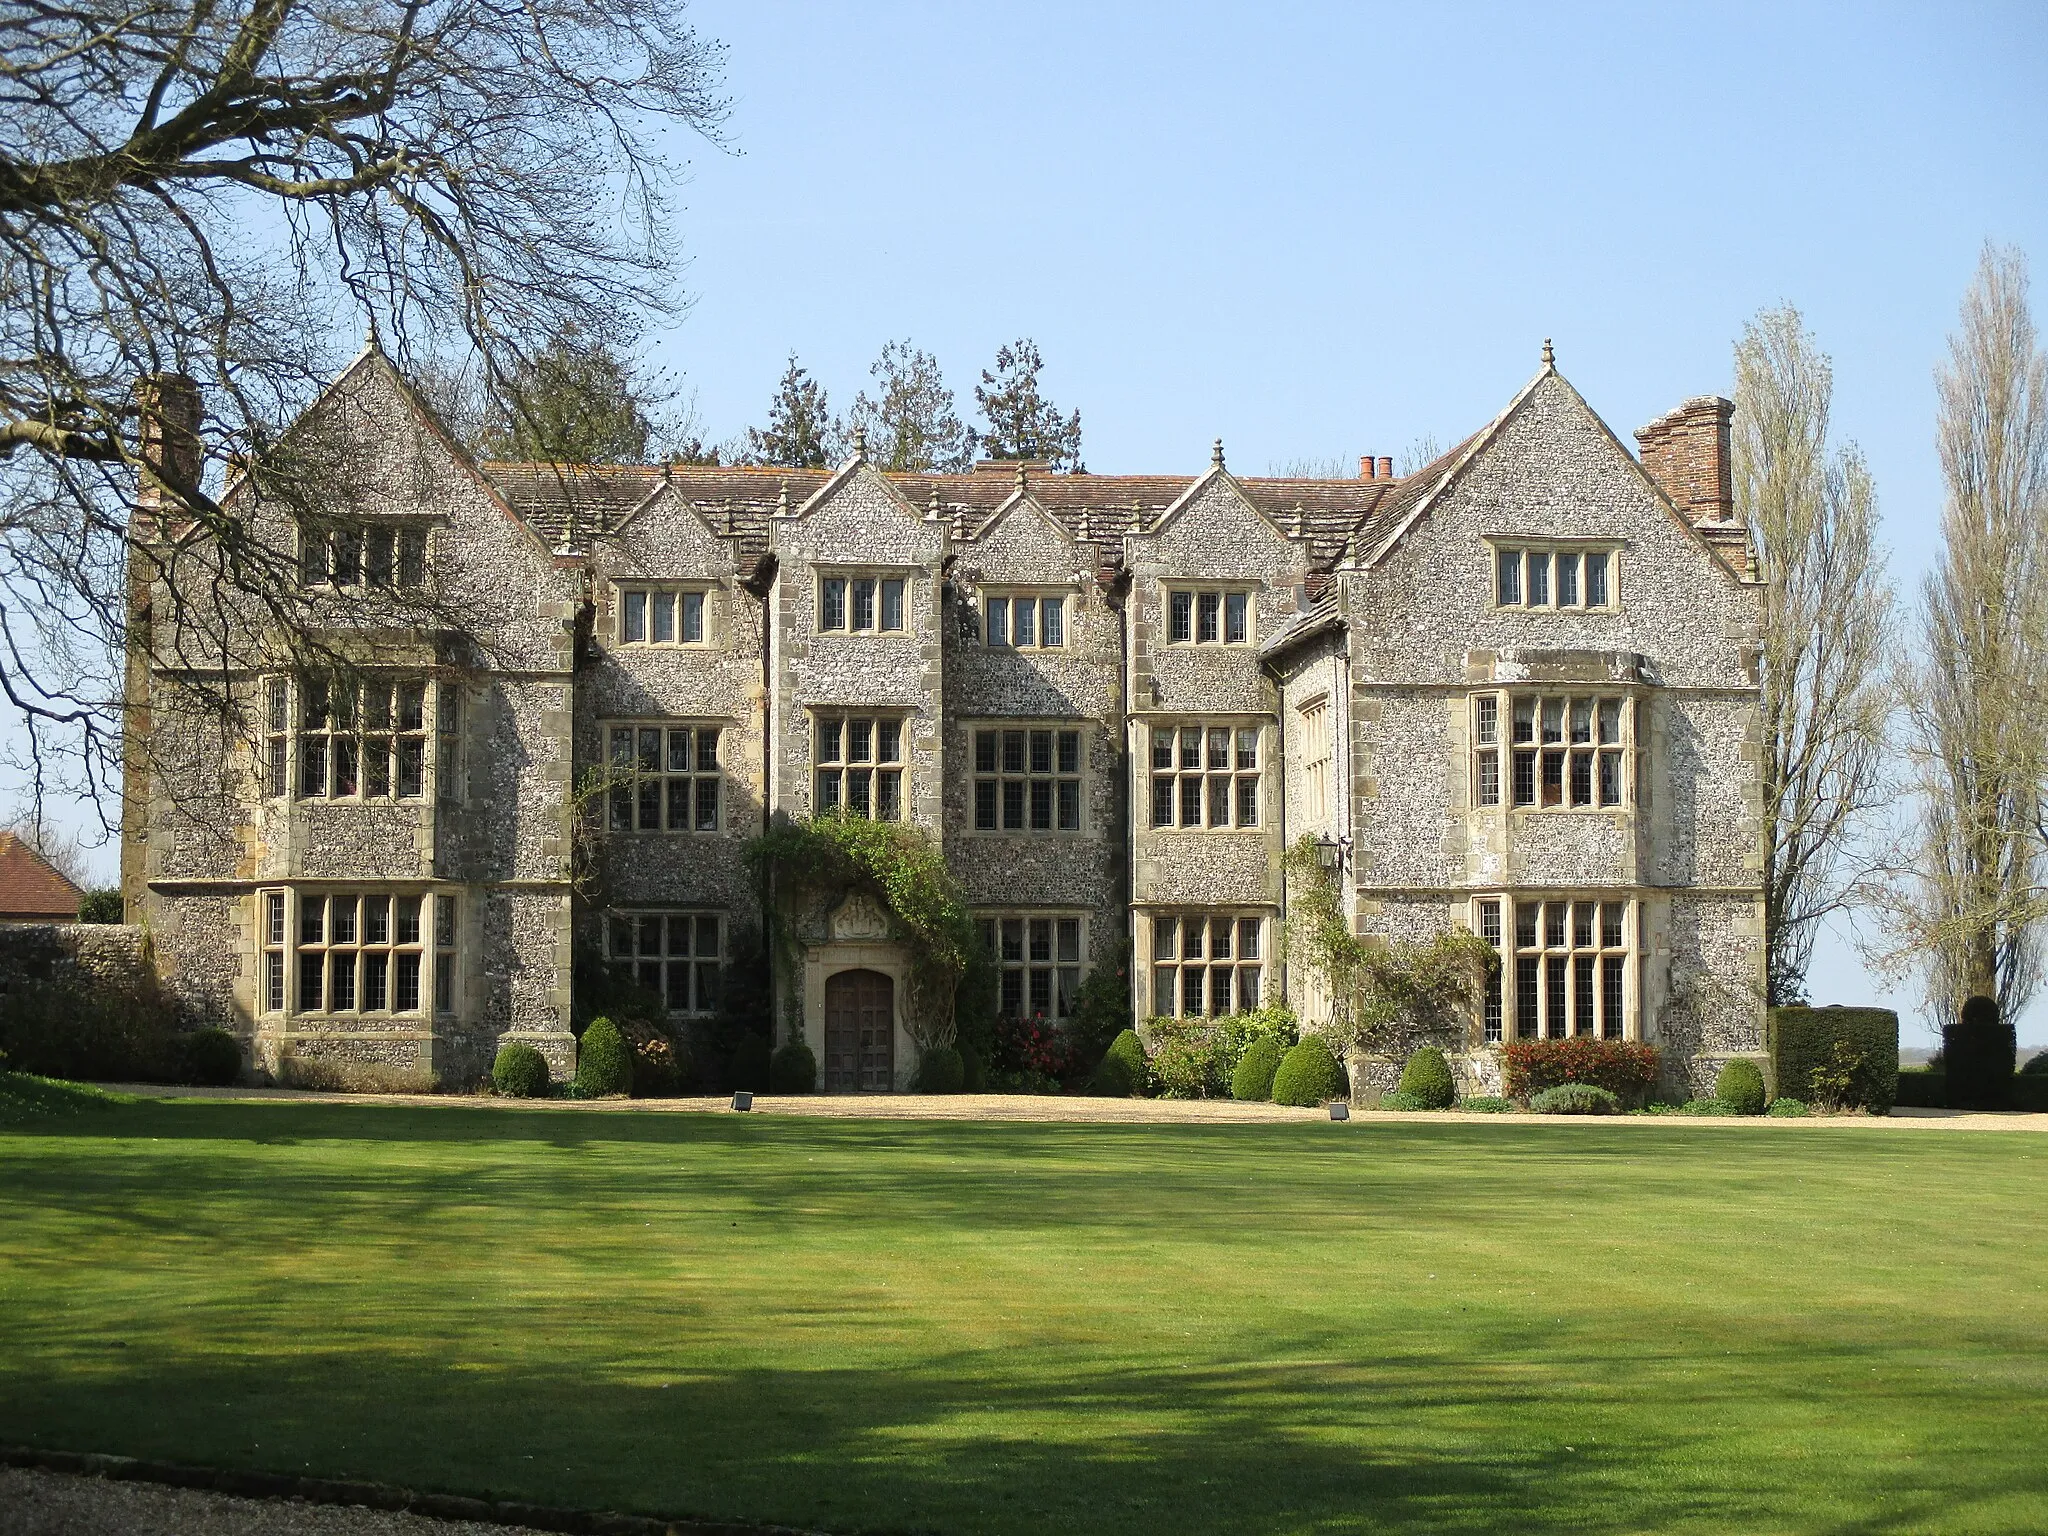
top-left (1634, 396), bottom-right (1733, 525)
top-left (133, 373), bottom-right (203, 511)
top-left (1359, 455), bottom-right (1377, 480)
top-left (1377, 455), bottom-right (1393, 480)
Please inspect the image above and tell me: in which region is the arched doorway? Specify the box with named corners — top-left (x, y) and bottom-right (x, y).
top-left (824, 968), bottom-right (895, 1093)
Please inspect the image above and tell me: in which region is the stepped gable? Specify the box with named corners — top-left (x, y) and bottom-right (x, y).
top-left (481, 455), bottom-right (1466, 574)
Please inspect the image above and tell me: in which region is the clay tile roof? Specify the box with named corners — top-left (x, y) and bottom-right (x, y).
top-left (0, 832), bottom-right (84, 920)
top-left (480, 440), bottom-right (1484, 577)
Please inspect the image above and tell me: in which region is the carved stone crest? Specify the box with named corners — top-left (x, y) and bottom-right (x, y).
top-left (829, 892), bottom-right (891, 942)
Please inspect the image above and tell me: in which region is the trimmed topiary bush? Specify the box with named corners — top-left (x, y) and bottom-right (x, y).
top-left (1715, 1058), bottom-right (1767, 1115)
top-left (1767, 1098), bottom-right (1809, 1117)
top-left (913, 1044), bottom-right (965, 1093)
top-left (1529, 1082), bottom-right (1621, 1115)
top-left (769, 1039), bottom-right (817, 1093)
top-left (1772, 1005), bottom-right (1898, 1113)
top-left (492, 1043), bottom-right (549, 1098)
top-left (1271, 1036), bottom-right (1345, 1107)
top-left (573, 1016), bottom-right (632, 1097)
top-left (180, 1028), bottom-right (242, 1086)
top-left (1893, 1069), bottom-right (1946, 1109)
top-left (2021, 1051), bottom-right (2048, 1076)
top-left (1397, 1045), bottom-right (1456, 1109)
top-left (2012, 1075), bottom-right (2048, 1113)
top-left (1088, 1029), bottom-right (1147, 1097)
top-left (1679, 1097), bottom-right (1738, 1115)
top-left (1230, 1034), bottom-right (1285, 1101)
top-left (729, 1033), bottom-right (772, 1092)
top-left (1944, 994), bottom-right (2015, 1109)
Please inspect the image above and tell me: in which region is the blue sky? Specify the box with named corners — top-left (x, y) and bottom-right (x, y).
top-left (23, 1), bottom-right (2048, 1041)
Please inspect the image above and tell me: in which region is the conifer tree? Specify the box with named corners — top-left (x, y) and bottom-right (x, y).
top-left (973, 339), bottom-right (1083, 471)
top-left (848, 341), bottom-right (971, 473)
top-left (745, 356), bottom-right (843, 468)
top-left (478, 329), bottom-right (657, 464)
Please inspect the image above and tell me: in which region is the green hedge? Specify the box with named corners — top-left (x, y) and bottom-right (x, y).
top-left (1529, 1083), bottom-right (1620, 1115)
top-left (1271, 1036), bottom-right (1345, 1107)
top-left (1944, 995), bottom-right (2016, 1109)
top-left (1894, 1069), bottom-right (1945, 1109)
top-left (729, 1033), bottom-right (772, 1093)
top-left (181, 1028), bottom-right (243, 1087)
top-left (2013, 1075), bottom-right (2048, 1113)
top-left (1771, 1006), bottom-right (1898, 1113)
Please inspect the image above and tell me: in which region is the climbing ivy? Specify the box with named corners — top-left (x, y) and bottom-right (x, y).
top-left (745, 815), bottom-right (992, 1051)
top-left (1282, 836), bottom-right (1497, 1060)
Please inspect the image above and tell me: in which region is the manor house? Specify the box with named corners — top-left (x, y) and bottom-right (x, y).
top-left (122, 343), bottom-right (1766, 1094)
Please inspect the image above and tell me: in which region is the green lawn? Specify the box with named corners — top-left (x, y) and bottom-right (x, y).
top-left (1, 1085), bottom-right (2044, 1535)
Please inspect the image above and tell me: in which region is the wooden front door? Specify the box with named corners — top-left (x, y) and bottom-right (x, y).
top-left (823, 969), bottom-right (895, 1093)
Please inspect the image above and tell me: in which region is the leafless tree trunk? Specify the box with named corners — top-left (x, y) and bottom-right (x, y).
top-left (1890, 244), bottom-right (2048, 1026)
top-left (1733, 305), bottom-right (1892, 1004)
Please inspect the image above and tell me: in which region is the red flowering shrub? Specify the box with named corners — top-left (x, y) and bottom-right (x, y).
top-left (1502, 1039), bottom-right (1660, 1106)
top-left (992, 1015), bottom-right (1079, 1082)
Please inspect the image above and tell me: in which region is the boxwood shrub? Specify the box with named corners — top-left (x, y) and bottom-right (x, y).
top-left (1893, 1069), bottom-right (1945, 1109)
top-left (1766, 1098), bottom-right (1809, 1117)
top-left (913, 1044), bottom-right (965, 1093)
top-left (180, 1028), bottom-right (243, 1087)
top-left (1397, 1046), bottom-right (1456, 1109)
top-left (1715, 1058), bottom-right (1767, 1115)
top-left (572, 1017), bottom-right (632, 1098)
top-left (1529, 1082), bottom-right (1620, 1115)
top-left (1088, 1029), bottom-right (1147, 1097)
top-left (1771, 1005), bottom-right (1898, 1113)
top-left (769, 1039), bottom-right (817, 1093)
top-left (1271, 1036), bottom-right (1345, 1107)
top-left (1462, 1095), bottom-right (1511, 1113)
top-left (492, 1043), bottom-right (550, 1098)
top-left (1230, 1034), bottom-right (1284, 1101)
top-left (1377, 1089), bottom-right (1431, 1111)
top-left (2022, 1052), bottom-right (2048, 1077)
top-left (1679, 1097), bottom-right (1737, 1115)
top-left (1502, 1039), bottom-right (1659, 1106)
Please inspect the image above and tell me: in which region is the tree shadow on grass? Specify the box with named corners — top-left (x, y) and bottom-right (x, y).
top-left (1, 1331), bottom-right (2038, 1536)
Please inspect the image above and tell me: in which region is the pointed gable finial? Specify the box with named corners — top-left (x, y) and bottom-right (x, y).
top-left (556, 496), bottom-right (580, 557)
top-left (952, 502), bottom-right (966, 540)
top-left (852, 425), bottom-right (868, 463)
top-left (1078, 504), bottom-right (1092, 543)
top-left (1292, 504), bottom-right (1306, 540)
top-left (1212, 438), bottom-right (1225, 470)
top-left (1015, 461), bottom-right (1028, 495)
top-left (926, 482), bottom-right (942, 523)
top-left (1541, 337), bottom-right (1555, 368)
top-left (775, 480), bottom-right (791, 518)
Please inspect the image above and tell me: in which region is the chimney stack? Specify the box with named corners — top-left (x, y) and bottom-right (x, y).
top-left (133, 373), bottom-right (203, 510)
top-left (1377, 455), bottom-right (1393, 480)
top-left (1359, 455), bottom-right (1376, 480)
top-left (1634, 396), bottom-right (1734, 525)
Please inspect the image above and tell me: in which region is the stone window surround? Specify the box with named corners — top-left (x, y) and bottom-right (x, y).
top-left (1296, 693), bottom-right (1332, 823)
top-left (979, 588), bottom-right (1069, 649)
top-left (298, 518), bottom-right (431, 590)
top-left (1146, 908), bottom-right (1268, 1019)
top-left (971, 721), bottom-right (1085, 834)
top-left (1486, 537), bottom-right (1621, 612)
top-left (263, 673), bottom-right (461, 804)
top-left (977, 909), bottom-right (1088, 1021)
top-left (1471, 689), bottom-right (1635, 812)
top-left (612, 583), bottom-right (715, 647)
top-left (815, 568), bottom-right (912, 635)
top-left (1472, 891), bottom-right (1639, 1043)
top-left (1148, 718), bottom-right (1266, 831)
top-left (1164, 585), bottom-right (1256, 646)
top-left (603, 720), bottom-right (724, 834)
top-left (605, 907), bottom-right (725, 1015)
top-left (812, 711), bottom-right (908, 820)
top-left (258, 885), bottom-right (457, 1019)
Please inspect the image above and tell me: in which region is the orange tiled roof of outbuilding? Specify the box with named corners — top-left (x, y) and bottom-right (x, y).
top-left (0, 832), bottom-right (84, 922)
